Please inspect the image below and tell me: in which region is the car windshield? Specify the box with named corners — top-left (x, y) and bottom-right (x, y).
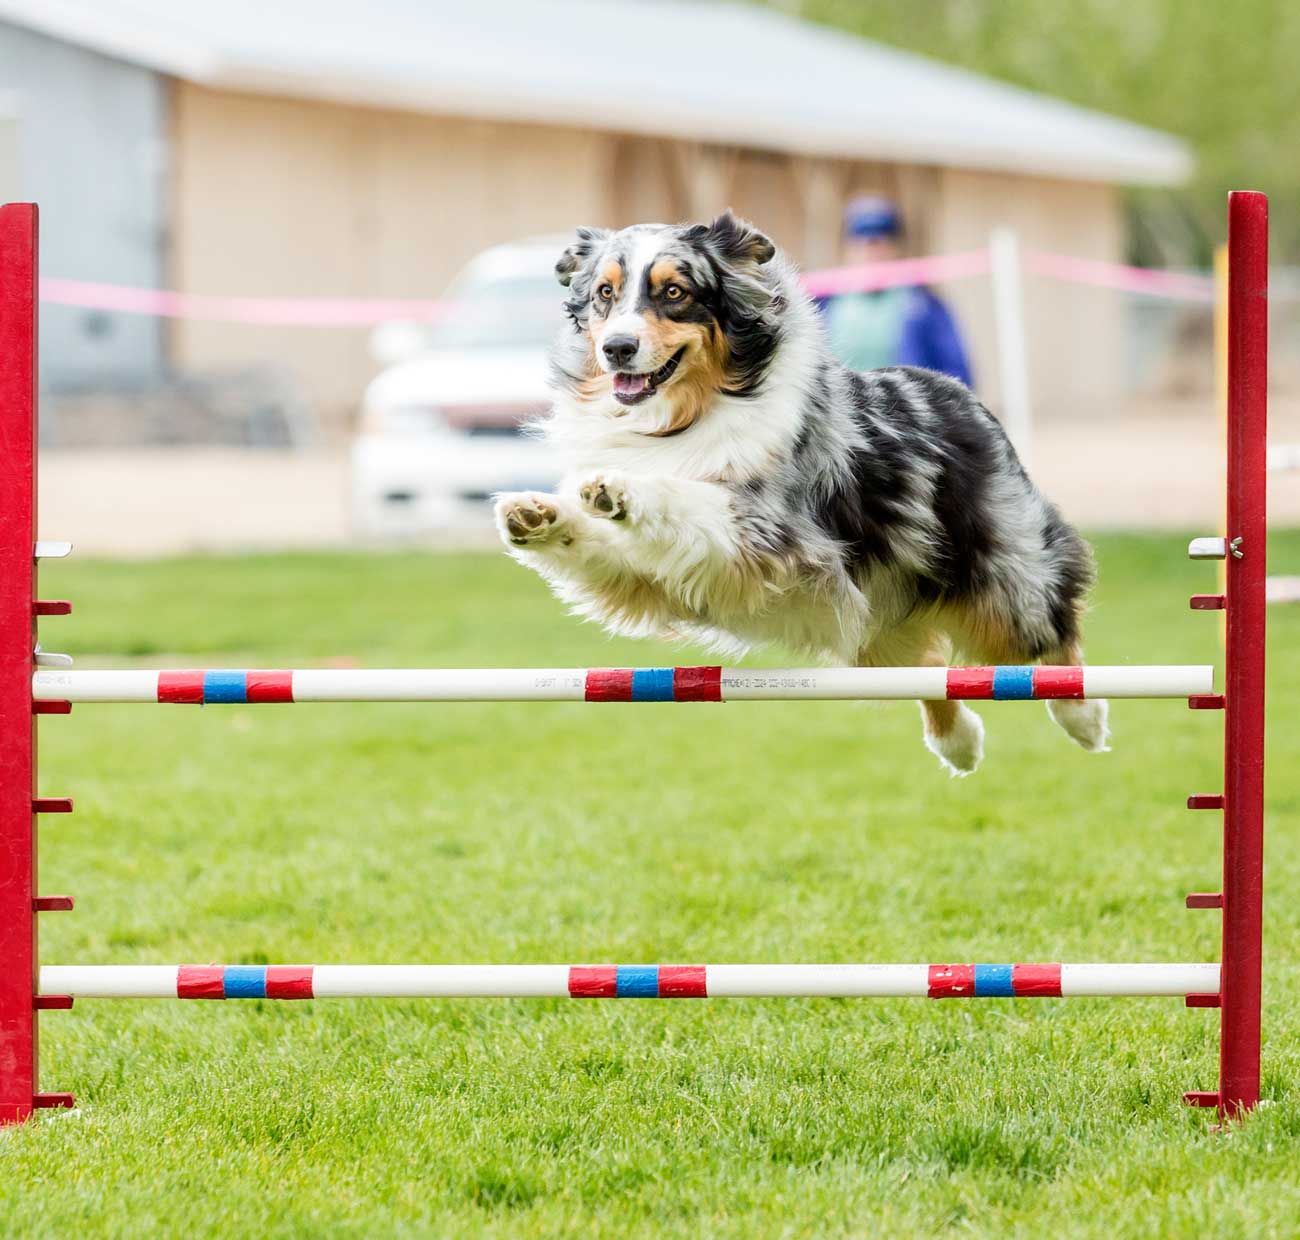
top-left (427, 276), bottom-right (563, 351)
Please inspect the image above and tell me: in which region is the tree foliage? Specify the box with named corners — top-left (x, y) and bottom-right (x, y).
top-left (766, 0), bottom-right (1300, 263)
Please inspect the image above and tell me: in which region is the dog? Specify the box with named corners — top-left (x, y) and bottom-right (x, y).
top-left (493, 212), bottom-right (1108, 775)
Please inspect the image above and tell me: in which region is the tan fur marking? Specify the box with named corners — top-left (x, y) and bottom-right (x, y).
top-left (581, 536), bottom-right (805, 637)
top-left (648, 261), bottom-right (686, 293)
top-left (570, 265), bottom-right (729, 430)
top-left (856, 622), bottom-right (962, 739)
top-left (646, 322), bottom-right (729, 437)
top-left (597, 261), bottom-right (623, 296)
top-left (942, 597), bottom-right (1086, 665)
top-left (583, 571), bottom-right (680, 632)
top-left (943, 602), bottom-right (1024, 664)
top-left (923, 699), bottom-right (964, 740)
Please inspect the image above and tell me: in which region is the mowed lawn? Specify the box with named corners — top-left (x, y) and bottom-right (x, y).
top-left (4, 532), bottom-right (1300, 1237)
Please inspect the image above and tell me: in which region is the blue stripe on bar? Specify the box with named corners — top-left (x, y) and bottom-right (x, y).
top-left (973, 964), bottom-right (1015, 997)
top-left (991, 667), bottom-right (1035, 700)
top-left (223, 966), bottom-right (267, 998)
top-left (203, 670), bottom-right (248, 704)
top-left (615, 965), bottom-right (660, 997)
top-left (631, 668), bottom-right (675, 702)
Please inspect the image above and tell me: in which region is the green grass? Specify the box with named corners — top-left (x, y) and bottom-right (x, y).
top-left (3, 532), bottom-right (1299, 1237)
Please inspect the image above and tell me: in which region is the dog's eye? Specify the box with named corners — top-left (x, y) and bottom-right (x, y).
top-left (664, 284), bottom-right (684, 301)
top-left (596, 283), bottom-right (614, 301)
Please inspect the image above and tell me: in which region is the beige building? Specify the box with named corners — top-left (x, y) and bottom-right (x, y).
top-left (5, 0), bottom-right (1191, 430)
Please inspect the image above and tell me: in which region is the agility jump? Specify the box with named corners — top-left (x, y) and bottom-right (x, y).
top-left (0, 193), bottom-right (1267, 1126)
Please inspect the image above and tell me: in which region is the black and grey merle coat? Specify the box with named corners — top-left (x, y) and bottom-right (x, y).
top-left (495, 214), bottom-right (1105, 771)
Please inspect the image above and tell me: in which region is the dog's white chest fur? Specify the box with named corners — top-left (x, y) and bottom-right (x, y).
top-left (517, 304), bottom-right (868, 660)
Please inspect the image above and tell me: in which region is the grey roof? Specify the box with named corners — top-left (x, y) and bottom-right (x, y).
top-left (0, 0), bottom-right (1193, 184)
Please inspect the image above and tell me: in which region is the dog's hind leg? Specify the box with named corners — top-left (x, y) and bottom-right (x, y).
top-left (858, 622), bottom-right (985, 777)
top-left (1040, 639), bottom-right (1110, 753)
top-left (944, 601), bottom-right (1109, 758)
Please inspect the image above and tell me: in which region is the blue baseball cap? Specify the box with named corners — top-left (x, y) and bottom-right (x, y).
top-left (844, 196), bottom-right (901, 240)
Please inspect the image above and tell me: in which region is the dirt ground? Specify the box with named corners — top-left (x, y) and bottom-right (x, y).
top-left (37, 402), bottom-right (1300, 557)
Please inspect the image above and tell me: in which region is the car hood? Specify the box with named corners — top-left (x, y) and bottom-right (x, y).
top-left (366, 349), bottom-right (551, 410)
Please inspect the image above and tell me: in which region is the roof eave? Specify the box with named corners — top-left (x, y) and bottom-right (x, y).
top-left (209, 63), bottom-right (1196, 188)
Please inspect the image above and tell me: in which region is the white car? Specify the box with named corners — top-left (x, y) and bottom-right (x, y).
top-left (351, 238), bottom-right (566, 537)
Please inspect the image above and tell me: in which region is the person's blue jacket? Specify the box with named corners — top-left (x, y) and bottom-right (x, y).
top-left (815, 286), bottom-right (973, 388)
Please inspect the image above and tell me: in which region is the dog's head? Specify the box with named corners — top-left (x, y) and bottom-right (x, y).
top-left (550, 212), bottom-right (782, 435)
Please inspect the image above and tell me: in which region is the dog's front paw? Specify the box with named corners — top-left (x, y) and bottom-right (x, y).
top-left (578, 473), bottom-right (630, 522)
top-left (494, 493), bottom-right (567, 547)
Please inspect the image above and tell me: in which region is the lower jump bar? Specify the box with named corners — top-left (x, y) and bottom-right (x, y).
top-left (32, 665), bottom-right (1213, 704)
top-left (40, 963), bottom-right (1220, 999)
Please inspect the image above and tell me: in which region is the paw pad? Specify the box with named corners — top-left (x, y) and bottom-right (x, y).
top-left (499, 496), bottom-right (559, 544)
top-left (579, 479), bottom-right (627, 520)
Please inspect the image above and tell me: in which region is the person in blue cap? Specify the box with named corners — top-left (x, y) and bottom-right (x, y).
top-left (819, 195), bottom-right (973, 387)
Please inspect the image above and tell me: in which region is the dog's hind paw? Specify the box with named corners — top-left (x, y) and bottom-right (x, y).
top-left (578, 473), bottom-right (629, 521)
top-left (1047, 698), bottom-right (1111, 753)
top-left (925, 704), bottom-right (985, 777)
top-left (494, 493), bottom-right (567, 547)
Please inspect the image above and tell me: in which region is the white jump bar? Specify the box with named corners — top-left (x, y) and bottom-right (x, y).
top-left (40, 963), bottom-right (1221, 1000)
top-left (32, 665), bottom-right (1214, 704)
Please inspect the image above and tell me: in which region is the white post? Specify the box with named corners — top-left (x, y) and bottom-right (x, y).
top-left (989, 227), bottom-right (1033, 466)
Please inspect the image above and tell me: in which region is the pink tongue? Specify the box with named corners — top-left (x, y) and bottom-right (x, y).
top-left (614, 372), bottom-right (649, 395)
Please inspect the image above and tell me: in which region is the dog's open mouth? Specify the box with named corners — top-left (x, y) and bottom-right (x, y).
top-left (612, 347), bottom-right (686, 406)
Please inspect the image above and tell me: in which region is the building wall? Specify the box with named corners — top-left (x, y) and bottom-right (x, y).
top-left (170, 84), bottom-right (615, 423)
top-left (170, 84), bottom-right (1123, 428)
top-left (0, 20), bottom-right (166, 389)
top-left (930, 169), bottom-right (1124, 418)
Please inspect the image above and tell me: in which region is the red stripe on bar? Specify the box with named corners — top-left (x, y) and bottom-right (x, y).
top-left (658, 965), bottom-right (708, 997)
top-left (265, 966), bottom-right (314, 999)
top-left (1031, 667), bottom-right (1084, 700)
top-left (673, 666), bottom-right (722, 702)
top-left (945, 668), bottom-right (994, 699)
top-left (568, 966), bottom-right (618, 997)
top-left (246, 671), bottom-right (294, 703)
top-left (158, 672), bottom-right (205, 704)
top-left (177, 966), bottom-right (225, 999)
top-left (927, 964), bottom-right (975, 998)
top-left (585, 670), bottom-right (634, 702)
top-left (1011, 963), bottom-right (1062, 996)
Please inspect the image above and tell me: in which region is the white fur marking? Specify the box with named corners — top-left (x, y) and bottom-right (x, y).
top-left (1047, 698), bottom-right (1111, 753)
top-left (924, 704), bottom-right (985, 777)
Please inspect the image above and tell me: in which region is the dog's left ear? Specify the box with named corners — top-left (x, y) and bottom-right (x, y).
top-left (703, 211), bottom-right (775, 267)
top-left (555, 226), bottom-right (610, 287)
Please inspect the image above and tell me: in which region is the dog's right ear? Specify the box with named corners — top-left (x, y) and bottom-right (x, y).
top-left (703, 211), bottom-right (775, 267)
top-left (556, 227), bottom-right (610, 287)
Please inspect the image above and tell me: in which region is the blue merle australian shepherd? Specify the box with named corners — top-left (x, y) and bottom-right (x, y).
top-left (494, 212), bottom-right (1108, 775)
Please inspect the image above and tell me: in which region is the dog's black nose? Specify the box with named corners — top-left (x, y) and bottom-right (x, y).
top-left (602, 335), bottom-right (639, 368)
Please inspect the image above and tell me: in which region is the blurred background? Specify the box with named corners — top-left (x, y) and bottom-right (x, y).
top-left (4, 0), bottom-right (1298, 554)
